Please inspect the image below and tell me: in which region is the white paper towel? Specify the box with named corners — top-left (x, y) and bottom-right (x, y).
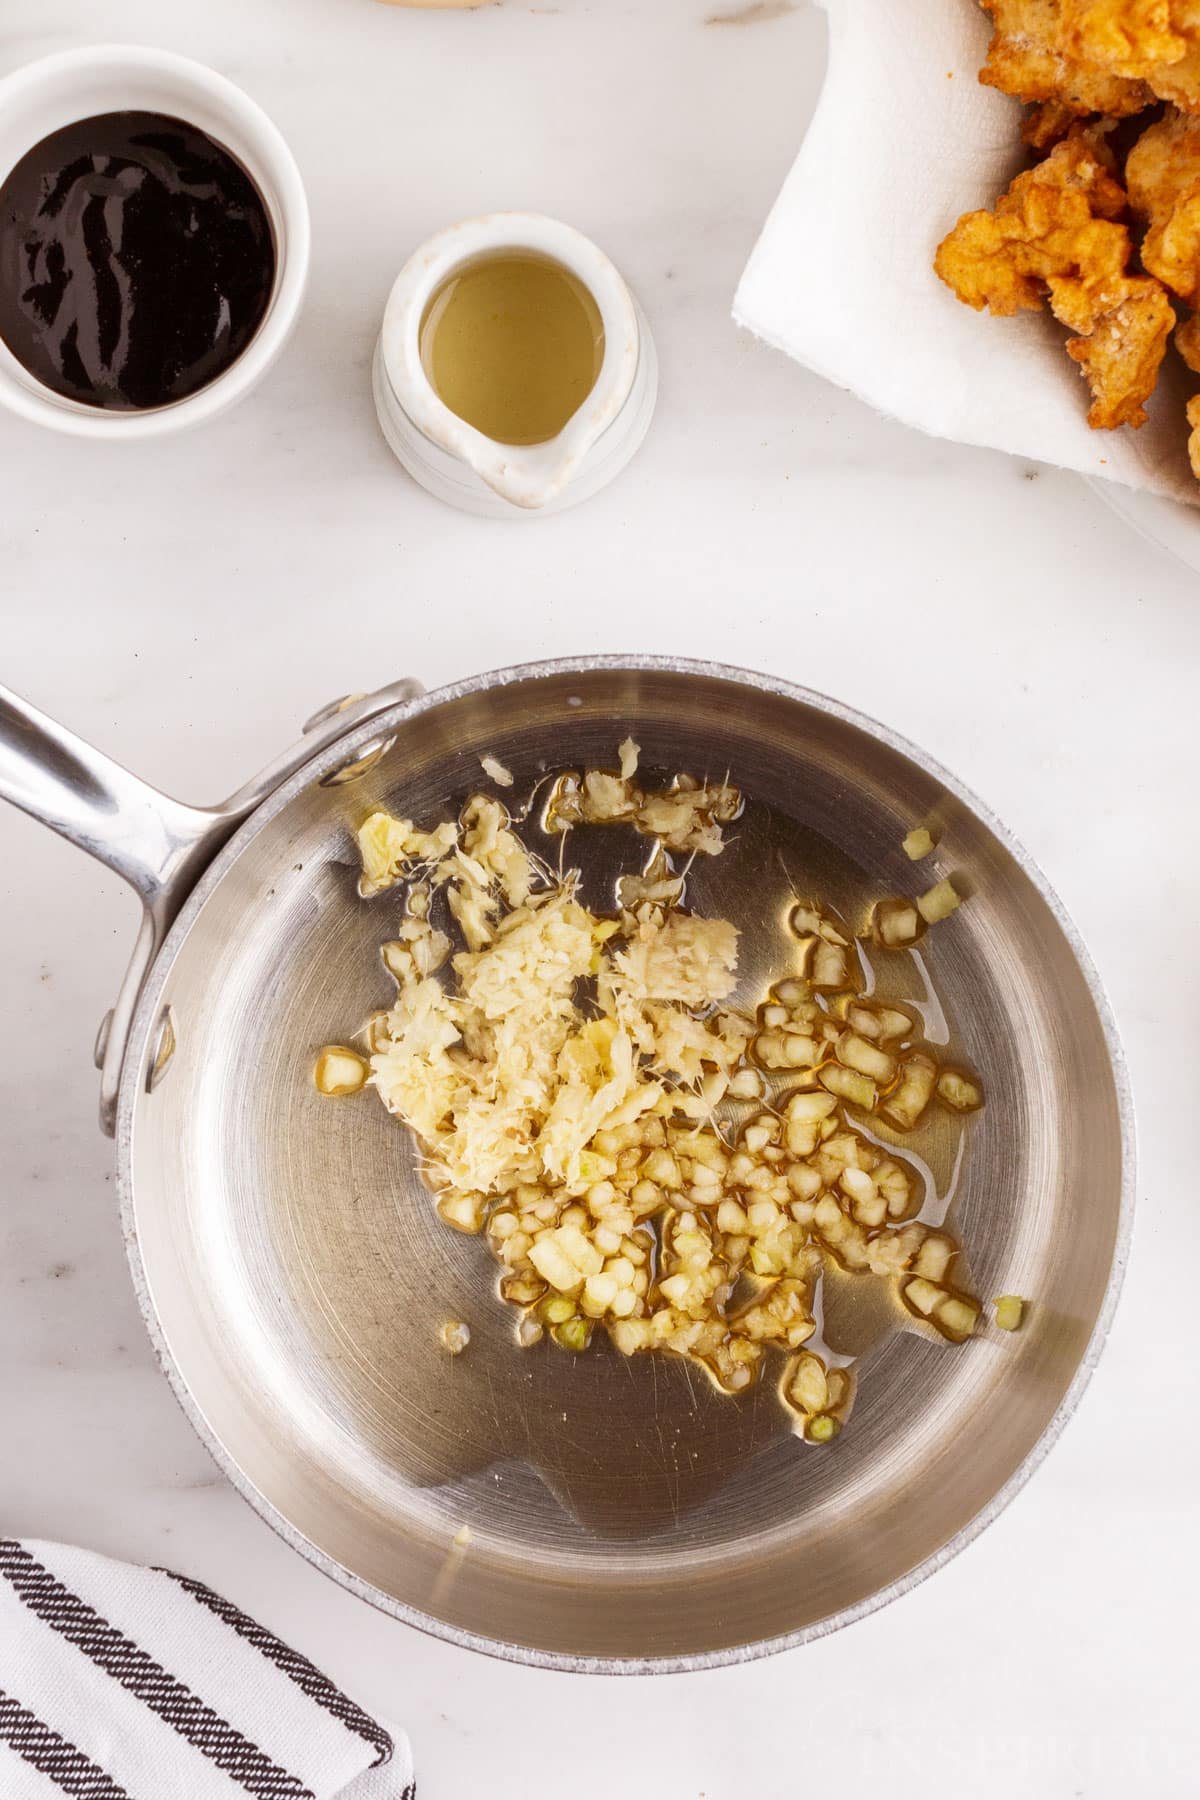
top-left (734, 0), bottom-right (1199, 505)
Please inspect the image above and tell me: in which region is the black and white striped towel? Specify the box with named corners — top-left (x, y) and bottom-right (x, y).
top-left (0, 1540), bottom-right (413, 1800)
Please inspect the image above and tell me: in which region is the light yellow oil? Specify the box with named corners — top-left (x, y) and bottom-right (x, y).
top-left (419, 253), bottom-right (605, 447)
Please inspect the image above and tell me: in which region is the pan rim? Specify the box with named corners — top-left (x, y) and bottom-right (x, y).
top-left (115, 654), bottom-right (1136, 1674)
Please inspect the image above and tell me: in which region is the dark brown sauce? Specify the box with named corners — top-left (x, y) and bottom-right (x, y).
top-left (0, 111), bottom-right (276, 410)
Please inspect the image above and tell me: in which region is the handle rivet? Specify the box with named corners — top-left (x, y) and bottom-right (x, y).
top-left (147, 1006), bottom-right (177, 1093)
top-left (318, 734), bottom-right (397, 787)
top-left (303, 693), bottom-right (366, 734)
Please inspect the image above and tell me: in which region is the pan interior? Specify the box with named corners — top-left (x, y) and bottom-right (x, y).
top-left (127, 667), bottom-right (1124, 1663)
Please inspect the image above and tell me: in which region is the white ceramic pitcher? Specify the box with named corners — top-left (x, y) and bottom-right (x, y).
top-left (373, 212), bottom-right (658, 517)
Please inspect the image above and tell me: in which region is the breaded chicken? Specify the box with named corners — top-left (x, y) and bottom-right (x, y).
top-left (1175, 308), bottom-right (1200, 362)
top-left (935, 133), bottom-right (1128, 318)
top-left (1140, 43), bottom-right (1200, 110)
top-left (982, 0), bottom-right (1200, 113)
top-left (1175, 315), bottom-right (1200, 475)
top-left (1022, 98), bottom-right (1095, 147)
top-left (1063, 280), bottom-right (1175, 422)
top-left (1186, 390), bottom-right (1200, 471)
top-left (1126, 105), bottom-right (1200, 294)
top-left (981, 0), bottom-right (1155, 113)
top-left (944, 5), bottom-right (1200, 472)
top-left (1059, 0), bottom-right (1187, 77)
top-left (936, 134), bottom-right (1174, 426)
top-left (1067, 0), bottom-right (1200, 110)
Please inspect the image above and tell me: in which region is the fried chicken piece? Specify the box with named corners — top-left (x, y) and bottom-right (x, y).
top-left (1178, 315), bottom-right (1200, 473)
top-left (1176, 308), bottom-right (1200, 361)
top-left (1063, 279), bottom-right (1175, 421)
top-left (935, 135), bottom-right (1174, 426)
top-left (981, 0), bottom-right (1155, 115)
top-left (1063, 0), bottom-right (1200, 109)
top-left (1023, 98), bottom-right (1096, 147)
top-left (1059, 0), bottom-right (1187, 77)
top-left (936, 134), bottom-right (1128, 317)
top-left (1186, 391), bottom-right (1200, 472)
top-left (983, 0), bottom-right (1200, 114)
top-left (1022, 105), bottom-right (1135, 159)
top-left (1127, 105), bottom-right (1200, 294)
top-left (1141, 43), bottom-right (1200, 110)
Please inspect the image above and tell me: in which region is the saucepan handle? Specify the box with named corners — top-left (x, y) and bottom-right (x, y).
top-left (0, 682), bottom-right (222, 917)
top-left (0, 676), bottom-right (425, 1133)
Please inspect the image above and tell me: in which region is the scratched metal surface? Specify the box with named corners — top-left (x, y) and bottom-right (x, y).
top-left (120, 662), bottom-right (1129, 1667)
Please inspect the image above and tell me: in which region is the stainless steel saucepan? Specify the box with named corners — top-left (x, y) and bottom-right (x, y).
top-left (0, 658), bottom-right (1133, 1671)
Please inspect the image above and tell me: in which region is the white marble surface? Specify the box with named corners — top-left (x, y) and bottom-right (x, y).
top-left (1, 1), bottom-right (1197, 1794)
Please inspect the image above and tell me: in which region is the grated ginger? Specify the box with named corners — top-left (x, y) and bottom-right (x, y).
top-left (371, 858), bottom-right (736, 1196)
top-left (328, 749), bottom-right (987, 1426)
top-left (610, 910), bottom-right (739, 1010)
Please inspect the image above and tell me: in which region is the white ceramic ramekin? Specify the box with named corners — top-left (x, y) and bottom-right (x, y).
top-left (0, 45), bottom-right (310, 438)
top-left (373, 212), bottom-right (658, 517)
